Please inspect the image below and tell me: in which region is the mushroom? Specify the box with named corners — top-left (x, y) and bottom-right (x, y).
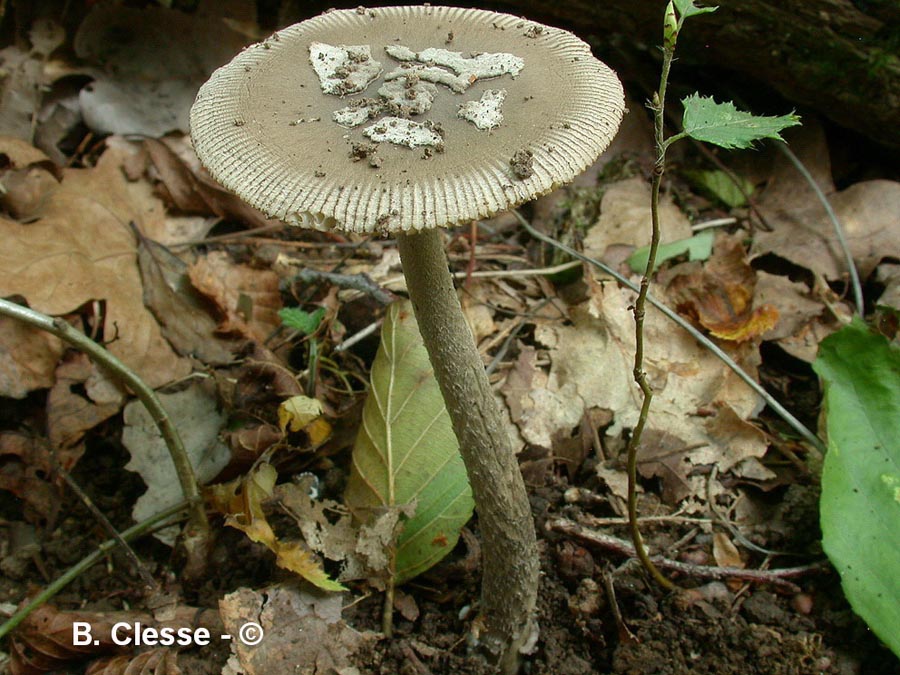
top-left (190, 6), bottom-right (623, 673)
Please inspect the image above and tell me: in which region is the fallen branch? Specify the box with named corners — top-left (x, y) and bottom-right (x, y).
top-left (546, 517), bottom-right (829, 593)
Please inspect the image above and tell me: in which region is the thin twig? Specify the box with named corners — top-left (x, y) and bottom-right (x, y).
top-left (547, 518), bottom-right (828, 593)
top-left (773, 142), bottom-right (864, 316)
top-left (513, 211), bottom-right (826, 454)
top-left (0, 299), bottom-right (209, 540)
top-left (0, 502), bottom-right (188, 640)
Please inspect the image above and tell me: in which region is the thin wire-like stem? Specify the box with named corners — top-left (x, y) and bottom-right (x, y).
top-left (773, 142), bottom-right (864, 316)
top-left (514, 212), bottom-right (825, 454)
top-left (0, 299), bottom-right (209, 540)
top-left (0, 502), bottom-right (188, 640)
top-left (49, 453), bottom-right (158, 590)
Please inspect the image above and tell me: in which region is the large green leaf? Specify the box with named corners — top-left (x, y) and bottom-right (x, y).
top-left (345, 300), bottom-right (473, 584)
top-left (681, 94), bottom-right (801, 149)
top-left (813, 319), bottom-right (900, 657)
top-left (673, 0), bottom-right (718, 19)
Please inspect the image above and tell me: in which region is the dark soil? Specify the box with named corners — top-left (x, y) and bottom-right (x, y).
top-left (3, 433), bottom-right (896, 675)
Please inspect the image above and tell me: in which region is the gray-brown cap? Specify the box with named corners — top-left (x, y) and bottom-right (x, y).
top-left (190, 5), bottom-right (624, 234)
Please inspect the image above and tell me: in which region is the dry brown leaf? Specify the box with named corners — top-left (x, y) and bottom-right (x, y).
top-left (667, 235), bottom-right (778, 342)
top-left (219, 585), bottom-right (375, 675)
top-left (0, 143), bottom-right (190, 391)
top-left (635, 429), bottom-right (696, 504)
top-left (188, 251), bottom-right (282, 343)
top-left (86, 649), bottom-right (181, 675)
top-left (712, 532), bottom-right (745, 569)
top-left (0, 432), bottom-right (59, 523)
top-left (0, 316), bottom-right (64, 398)
top-left (0, 136), bottom-right (53, 168)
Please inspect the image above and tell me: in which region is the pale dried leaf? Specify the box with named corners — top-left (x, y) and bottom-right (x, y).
top-left (73, 5), bottom-right (250, 136)
top-left (219, 586), bottom-right (376, 675)
top-left (124, 380), bottom-right (230, 542)
top-left (583, 176), bottom-right (692, 260)
top-left (530, 282), bottom-right (765, 505)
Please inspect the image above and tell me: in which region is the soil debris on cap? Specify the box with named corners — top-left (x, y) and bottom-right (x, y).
top-left (510, 148), bottom-right (534, 179)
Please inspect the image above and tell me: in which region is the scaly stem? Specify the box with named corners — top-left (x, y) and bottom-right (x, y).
top-left (398, 230), bottom-right (539, 675)
top-left (0, 299), bottom-right (210, 549)
top-left (624, 30), bottom-right (679, 592)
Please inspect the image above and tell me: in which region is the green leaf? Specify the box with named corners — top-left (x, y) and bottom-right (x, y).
top-left (813, 319), bottom-right (900, 658)
top-left (627, 230), bottom-right (714, 274)
top-left (673, 0), bottom-right (718, 19)
top-left (685, 169), bottom-right (754, 208)
top-left (681, 94), bottom-right (801, 149)
top-left (345, 300), bottom-right (473, 584)
top-left (279, 306), bottom-right (326, 336)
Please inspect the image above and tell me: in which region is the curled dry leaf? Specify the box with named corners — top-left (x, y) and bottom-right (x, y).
top-left (666, 235), bottom-right (778, 342)
top-left (142, 139), bottom-right (276, 230)
top-left (135, 230), bottom-right (239, 365)
top-left (207, 462), bottom-right (345, 591)
top-left (86, 649), bottom-right (181, 675)
top-left (9, 605), bottom-right (220, 675)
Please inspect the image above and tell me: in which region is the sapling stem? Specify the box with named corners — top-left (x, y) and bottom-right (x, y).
top-left (0, 299), bottom-right (210, 547)
top-left (622, 31), bottom-right (679, 589)
top-left (398, 229), bottom-right (539, 675)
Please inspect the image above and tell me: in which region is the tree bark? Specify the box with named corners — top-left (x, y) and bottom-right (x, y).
top-left (288, 0), bottom-right (900, 148)
top-left (487, 0), bottom-right (900, 148)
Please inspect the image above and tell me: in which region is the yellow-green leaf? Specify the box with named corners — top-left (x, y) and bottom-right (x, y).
top-left (278, 395), bottom-right (324, 432)
top-left (345, 300), bottom-right (473, 584)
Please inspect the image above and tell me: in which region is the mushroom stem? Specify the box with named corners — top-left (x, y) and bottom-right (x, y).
top-left (398, 229), bottom-right (539, 674)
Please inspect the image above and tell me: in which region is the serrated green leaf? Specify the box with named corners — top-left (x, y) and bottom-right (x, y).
top-left (345, 300), bottom-right (473, 584)
top-left (685, 169), bottom-right (754, 208)
top-left (673, 0), bottom-right (718, 18)
top-left (627, 230), bottom-right (714, 274)
top-left (813, 319), bottom-right (900, 658)
top-left (681, 94), bottom-right (801, 149)
top-left (279, 306), bottom-right (325, 336)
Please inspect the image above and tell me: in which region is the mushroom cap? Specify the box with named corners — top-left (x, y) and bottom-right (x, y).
top-left (190, 5), bottom-right (624, 233)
